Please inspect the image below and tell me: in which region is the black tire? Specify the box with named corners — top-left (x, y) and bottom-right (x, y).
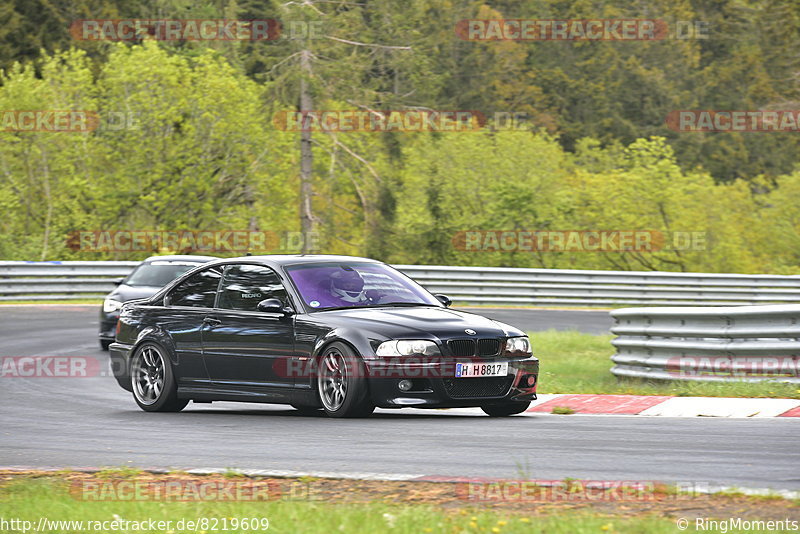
top-left (100, 339), bottom-right (112, 351)
top-left (129, 342), bottom-right (188, 412)
top-left (481, 401), bottom-right (531, 417)
top-left (316, 342), bottom-right (374, 418)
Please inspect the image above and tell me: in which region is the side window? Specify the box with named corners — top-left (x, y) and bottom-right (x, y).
top-left (218, 264), bottom-right (289, 312)
top-left (167, 267), bottom-right (222, 308)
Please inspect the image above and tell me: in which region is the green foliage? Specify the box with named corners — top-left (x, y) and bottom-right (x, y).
top-left (0, 1), bottom-right (798, 272)
top-left (0, 43), bottom-right (297, 260)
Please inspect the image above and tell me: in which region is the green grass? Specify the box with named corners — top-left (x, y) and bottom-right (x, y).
top-left (95, 467), bottom-right (144, 479)
top-left (532, 329), bottom-right (800, 399)
top-left (0, 477), bottom-right (702, 534)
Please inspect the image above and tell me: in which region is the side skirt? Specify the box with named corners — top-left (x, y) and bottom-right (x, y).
top-left (177, 385), bottom-right (317, 406)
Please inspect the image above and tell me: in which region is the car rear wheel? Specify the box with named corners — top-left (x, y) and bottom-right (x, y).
top-left (481, 401), bottom-right (531, 417)
top-left (316, 342), bottom-right (374, 418)
top-left (130, 342), bottom-right (188, 412)
top-left (100, 339), bottom-right (112, 351)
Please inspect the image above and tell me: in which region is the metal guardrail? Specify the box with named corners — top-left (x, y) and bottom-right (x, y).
top-left (0, 261), bottom-right (799, 306)
top-left (0, 261), bottom-right (139, 300)
top-left (395, 265), bottom-right (800, 306)
top-left (610, 305), bottom-right (800, 383)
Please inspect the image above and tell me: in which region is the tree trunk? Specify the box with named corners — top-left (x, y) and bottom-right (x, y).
top-left (299, 50), bottom-right (314, 253)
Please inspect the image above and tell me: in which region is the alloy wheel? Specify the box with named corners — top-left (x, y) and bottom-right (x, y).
top-left (318, 348), bottom-right (349, 411)
top-left (131, 345), bottom-right (166, 406)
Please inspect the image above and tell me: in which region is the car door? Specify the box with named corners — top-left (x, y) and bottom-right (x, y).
top-left (201, 263), bottom-right (296, 389)
top-left (160, 265), bottom-right (223, 387)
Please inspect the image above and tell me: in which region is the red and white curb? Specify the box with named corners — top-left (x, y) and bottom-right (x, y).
top-left (380, 394), bottom-right (800, 418)
top-left (385, 395), bottom-right (800, 418)
top-left (521, 394), bottom-right (800, 418)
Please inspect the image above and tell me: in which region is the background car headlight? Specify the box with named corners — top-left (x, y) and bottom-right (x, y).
top-left (376, 339), bottom-right (440, 357)
top-left (103, 298), bottom-right (123, 313)
top-left (504, 336), bottom-right (531, 355)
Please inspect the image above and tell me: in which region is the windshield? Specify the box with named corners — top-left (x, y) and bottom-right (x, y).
top-left (285, 262), bottom-right (441, 311)
top-left (124, 261), bottom-right (200, 287)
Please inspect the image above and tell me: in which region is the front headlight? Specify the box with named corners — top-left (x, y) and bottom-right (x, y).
top-left (103, 298), bottom-right (123, 313)
top-left (504, 336), bottom-right (532, 356)
top-left (376, 339), bottom-right (441, 357)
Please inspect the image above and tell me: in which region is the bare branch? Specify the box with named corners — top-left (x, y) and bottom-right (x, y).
top-left (343, 100), bottom-right (386, 120)
top-left (282, 0), bottom-right (326, 16)
top-left (324, 35), bottom-right (411, 50)
top-left (333, 234), bottom-right (362, 247)
top-left (313, 0), bottom-right (365, 5)
top-left (330, 137), bottom-right (382, 183)
top-left (268, 51), bottom-right (305, 75)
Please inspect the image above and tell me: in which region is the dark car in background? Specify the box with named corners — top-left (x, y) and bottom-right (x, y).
top-left (99, 255), bottom-right (216, 349)
top-left (110, 255), bottom-right (539, 417)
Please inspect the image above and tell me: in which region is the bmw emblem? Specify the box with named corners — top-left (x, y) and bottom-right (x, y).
top-left (464, 329), bottom-right (477, 335)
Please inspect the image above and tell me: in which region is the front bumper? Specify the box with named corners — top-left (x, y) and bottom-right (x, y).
top-left (364, 356), bottom-right (539, 408)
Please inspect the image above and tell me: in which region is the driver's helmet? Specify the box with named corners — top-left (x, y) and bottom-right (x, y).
top-left (329, 267), bottom-right (366, 303)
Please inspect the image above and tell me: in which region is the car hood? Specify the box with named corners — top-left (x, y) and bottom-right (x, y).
top-left (108, 285), bottom-right (162, 303)
top-left (312, 306), bottom-right (524, 340)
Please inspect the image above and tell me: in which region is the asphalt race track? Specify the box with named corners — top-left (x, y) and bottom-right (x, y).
top-left (1, 305), bottom-right (798, 491)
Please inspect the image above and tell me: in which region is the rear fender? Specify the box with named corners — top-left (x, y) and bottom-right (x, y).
top-left (134, 326), bottom-right (178, 366)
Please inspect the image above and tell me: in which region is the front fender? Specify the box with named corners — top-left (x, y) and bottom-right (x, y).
top-left (312, 327), bottom-right (380, 361)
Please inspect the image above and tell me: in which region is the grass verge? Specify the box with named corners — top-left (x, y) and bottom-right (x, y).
top-left (1, 472), bottom-right (797, 534)
top-left (532, 329), bottom-right (800, 399)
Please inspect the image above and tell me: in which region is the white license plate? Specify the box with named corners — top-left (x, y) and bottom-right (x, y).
top-left (455, 362), bottom-right (508, 378)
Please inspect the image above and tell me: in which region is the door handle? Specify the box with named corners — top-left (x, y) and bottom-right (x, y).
top-left (203, 317), bottom-right (222, 326)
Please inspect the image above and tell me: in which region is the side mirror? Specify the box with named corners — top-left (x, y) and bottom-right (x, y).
top-left (113, 277), bottom-right (124, 286)
top-left (435, 294), bottom-right (452, 307)
top-left (257, 298), bottom-right (295, 316)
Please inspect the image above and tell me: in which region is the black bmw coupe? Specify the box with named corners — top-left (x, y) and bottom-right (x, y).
top-left (110, 255), bottom-right (539, 417)
top-left (99, 254), bottom-right (216, 350)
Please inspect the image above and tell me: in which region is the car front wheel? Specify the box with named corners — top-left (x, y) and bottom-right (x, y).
top-left (316, 342), bottom-right (374, 418)
top-left (130, 342), bottom-right (188, 412)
